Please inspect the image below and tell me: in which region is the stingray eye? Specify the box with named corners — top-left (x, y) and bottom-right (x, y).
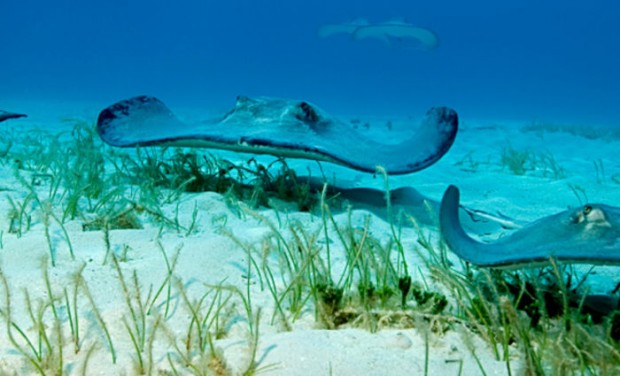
top-left (583, 205), bottom-right (592, 216)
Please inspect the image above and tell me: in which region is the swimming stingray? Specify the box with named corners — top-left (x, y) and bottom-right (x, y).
top-left (0, 110), bottom-right (27, 123)
top-left (440, 185), bottom-right (620, 268)
top-left (324, 183), bottom-right (521, 235)
top-left (319, 18), bottom-right (439, 49)
top-left (97, 95), bottom-right (458, 175)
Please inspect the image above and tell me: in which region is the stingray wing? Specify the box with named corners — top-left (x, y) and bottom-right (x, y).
top-left (0, 110), bottom-right (27, 123)
top-left (440, 185), bottom-right (620, 268)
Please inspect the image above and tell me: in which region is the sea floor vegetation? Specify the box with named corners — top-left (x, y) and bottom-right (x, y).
top-left (0, 120), bottom-right (618, 375)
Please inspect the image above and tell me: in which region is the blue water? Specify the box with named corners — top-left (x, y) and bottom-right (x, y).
top-left (1, 0), bottom-right (619, 125)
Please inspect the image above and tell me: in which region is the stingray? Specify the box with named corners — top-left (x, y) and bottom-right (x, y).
top-left (440, 185), bottom-right (620, 268)
top-left (96, 95), bottom-right (458, 175)
top-left (319, 18), bottom-right (439, 49)
top-left (325, 183), bottom-right (521, 235)
top-left (0, 110), bottom-right (27, 123)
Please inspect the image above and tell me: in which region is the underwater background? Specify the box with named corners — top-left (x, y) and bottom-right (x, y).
top-left (1, 0), bottom-right (619, 126)
top-left (2, 2), bottom-right (620, 374)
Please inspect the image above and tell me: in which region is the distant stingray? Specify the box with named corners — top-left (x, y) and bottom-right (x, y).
top-left (319, 18), bottom-right (439, 49)
top-left (0, 110), bottom-right (27, 123)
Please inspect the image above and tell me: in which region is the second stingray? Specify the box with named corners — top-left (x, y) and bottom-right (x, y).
top-left (329, 183), bottom-right (521, 235)
top-left (440, 185), bottom-right (620, 268)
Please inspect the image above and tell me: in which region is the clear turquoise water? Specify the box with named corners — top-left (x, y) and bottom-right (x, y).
top-left (1, 0), bottom-right (619, 125)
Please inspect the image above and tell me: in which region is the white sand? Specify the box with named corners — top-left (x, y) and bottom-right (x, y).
top-left (0, 101), bottom-right (618, 375)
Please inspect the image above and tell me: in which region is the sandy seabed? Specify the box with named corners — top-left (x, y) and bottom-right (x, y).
top-left (0, 100), bottom-right (618, 375)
